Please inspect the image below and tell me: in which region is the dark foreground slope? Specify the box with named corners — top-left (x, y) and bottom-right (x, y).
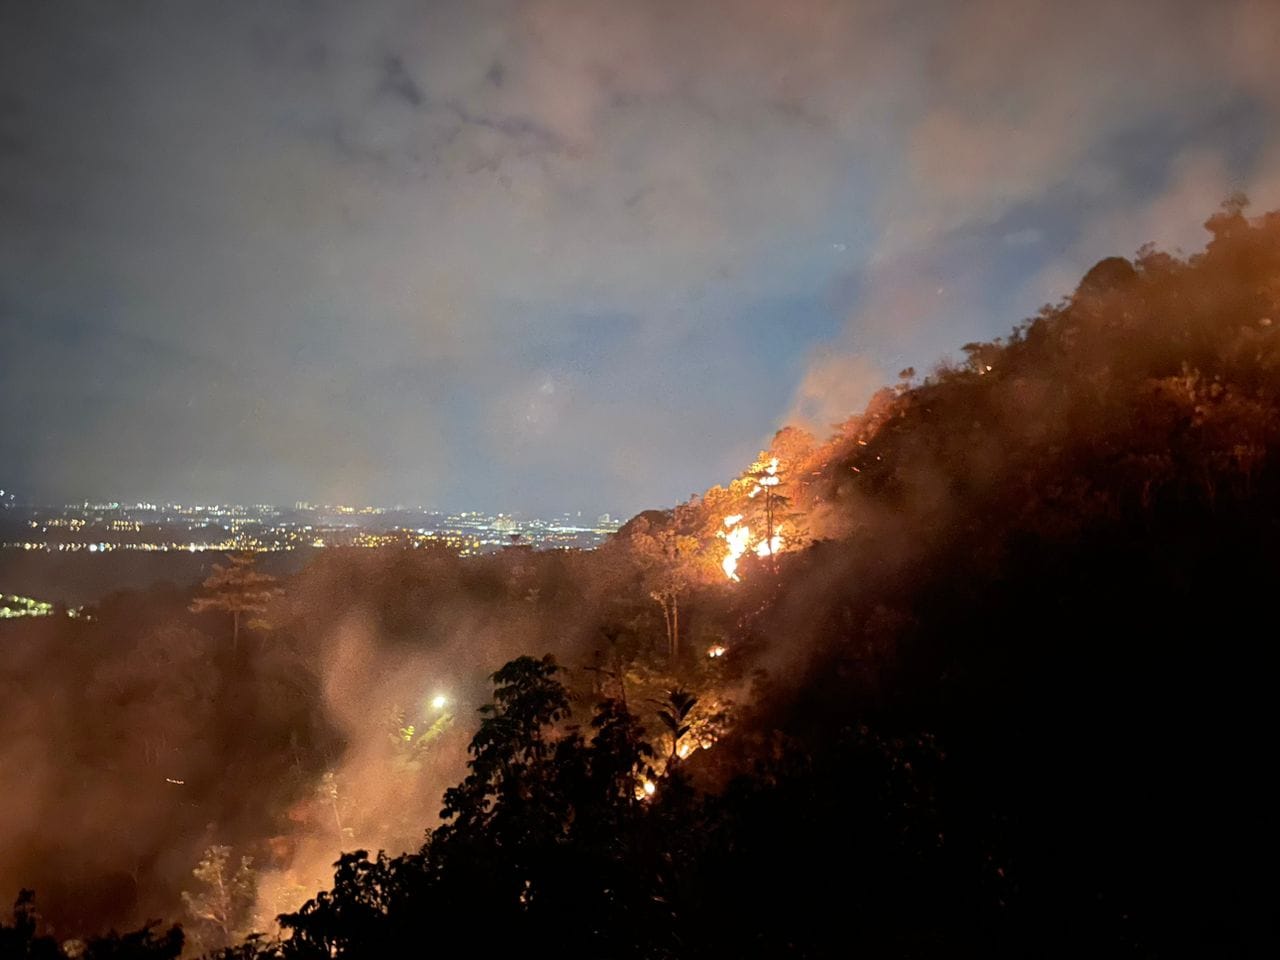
top-left (730, 202), bottom-right (1280, 953)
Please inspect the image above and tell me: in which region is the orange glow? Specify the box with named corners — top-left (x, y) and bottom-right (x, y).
top-left (720, 520), bottom-right (751, 581)
top-left (748, 457), bottom-right (780, 498)
top-left (755, 524), bottom-right (784, 558)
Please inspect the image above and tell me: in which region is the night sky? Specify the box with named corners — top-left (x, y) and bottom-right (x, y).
top-left (2, 0), bottom-right (1278, 515)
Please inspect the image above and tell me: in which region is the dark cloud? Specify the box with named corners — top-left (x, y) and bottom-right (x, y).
top-left (380, 55), bottom-right (425, 108)
top-left (1, 0), bottom-right (1277, 512)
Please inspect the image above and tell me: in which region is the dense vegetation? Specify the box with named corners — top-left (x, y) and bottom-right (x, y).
top-left (4, 202), bottom-right (1278, 955)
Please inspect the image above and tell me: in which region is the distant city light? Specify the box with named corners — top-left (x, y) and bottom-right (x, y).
top-left (0, 501), bottom-right (623, 556)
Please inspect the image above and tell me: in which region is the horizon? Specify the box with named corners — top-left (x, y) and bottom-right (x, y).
top-left (1, 495), bottom-right (619, 518)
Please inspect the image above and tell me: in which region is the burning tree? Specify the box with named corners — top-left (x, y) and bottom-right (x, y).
top-left (749, 456), bottom-right (783, 561)
top-left (189, 552), bottom-right (283, 653)
top-left (715, 453), bottom-right (808, 581)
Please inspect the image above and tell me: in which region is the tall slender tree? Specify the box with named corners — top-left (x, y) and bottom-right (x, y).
top-left (189, 552), bottom-right (282, 653)
top-left (629, 510), bottom-right (701, 661)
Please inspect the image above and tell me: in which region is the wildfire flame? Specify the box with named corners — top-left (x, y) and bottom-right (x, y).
top-left (720, 519), bottom-right (751, 581)
top-left (755, 525), bottom-right (784, 558)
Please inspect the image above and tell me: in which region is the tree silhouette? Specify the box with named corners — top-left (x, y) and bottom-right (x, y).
top-left (276, 655), bottom-right (680, 959)
top-left (439, 654), bottom-right (570, 834)
top-left (655, 687), bottom-right (697, 764)
top-left (0, 890), bottom-right (59, 960)
top-left (2, 890), bottom-right (182, 960)
top-left (189, 552), bottom-right (282, 653)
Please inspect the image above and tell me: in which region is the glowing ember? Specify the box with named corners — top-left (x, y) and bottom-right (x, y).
top-left (707, 644), bottom-right (726, 658)
top-left (642, 779), bottom-right (656, 797)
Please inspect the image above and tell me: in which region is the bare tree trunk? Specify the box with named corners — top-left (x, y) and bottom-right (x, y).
top-left (331, 796), bottom-right (344, 838)
top-left (766, 487), bottom-right (772, 553)
top-left (232, 610), bottom-right (240, 655)
top-left (671, 595), bottom-right (679, 661)
top-left (765, 486), bottom-right (776, 562)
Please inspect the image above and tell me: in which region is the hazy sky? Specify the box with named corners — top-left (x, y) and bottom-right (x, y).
top-left (3, 0), bottom-right (1279, 514)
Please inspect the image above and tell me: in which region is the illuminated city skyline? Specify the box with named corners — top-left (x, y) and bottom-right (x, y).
top-left (0, 494), bottom-right (622, 557)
